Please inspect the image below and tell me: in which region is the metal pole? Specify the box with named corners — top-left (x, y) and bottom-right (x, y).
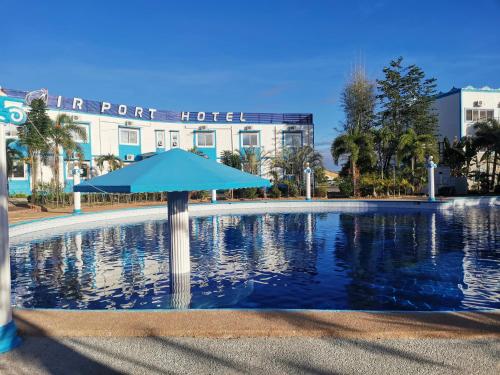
top-left (73, 166), bottom-right (82, 214)
top-left (427, 156), bottom-right (437, 202)
top-left (0, 125), bottom-right (21, 353)
top-left (304, 163), bottom-right (312, 201)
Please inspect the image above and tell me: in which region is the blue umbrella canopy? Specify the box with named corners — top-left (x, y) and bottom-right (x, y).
top-left (74, 148), bottom-right (271, 193)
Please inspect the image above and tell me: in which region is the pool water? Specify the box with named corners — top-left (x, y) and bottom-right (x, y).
top-left (10, 208), bottom-right (500, 311)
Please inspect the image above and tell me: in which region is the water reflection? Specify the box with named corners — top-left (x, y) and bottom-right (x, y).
top-left (10, 208), bottom-right (500, 311)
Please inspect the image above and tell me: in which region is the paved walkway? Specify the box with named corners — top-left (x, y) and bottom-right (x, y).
top-left (2, 337), bottom-right (499, 374)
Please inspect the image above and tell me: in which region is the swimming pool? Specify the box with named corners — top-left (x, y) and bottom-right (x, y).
top-left (10, 206), bottom-right (500, 311)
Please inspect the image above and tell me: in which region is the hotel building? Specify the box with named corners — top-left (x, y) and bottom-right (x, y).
top-left (1, 87), bottom-right (314, 195)
top-left (435, 86), bottom-right (500, 142)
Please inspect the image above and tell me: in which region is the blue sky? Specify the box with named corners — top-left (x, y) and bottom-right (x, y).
top-left (2, 0), bottom-right (500, 169)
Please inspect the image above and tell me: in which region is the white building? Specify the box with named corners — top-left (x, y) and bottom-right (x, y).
top-left (434, 86), bottom-right (500, 193)
top-left (2, 87), bottom-right (314, 195)
top-left (435, 86), bottom-right (500, 142)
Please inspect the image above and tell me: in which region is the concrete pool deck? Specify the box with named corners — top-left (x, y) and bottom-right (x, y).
top-left (13, 309), bottom-right (500, 339)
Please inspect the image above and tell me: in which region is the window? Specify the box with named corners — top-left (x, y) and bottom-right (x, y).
top-left (155, 130), bottom-right (165, 148)
top-left (170, 131), bottom-right (180, 148)
top-left (66, 161), bottom-right (89, 179)
top-left (9, 160), bottom-right (26, 179)
top-left (284, 132), bottom-right (302, 148)
top-left (119, 128), bottom-right (139, 145)
top-left (242, 132), bottom-right (259, 147)
top-left (196, 132), bottom-right (214, 147)
top-left (465, 109), bottom-right (494, 122)
top-left (72, 125), bottom-right (89, 143)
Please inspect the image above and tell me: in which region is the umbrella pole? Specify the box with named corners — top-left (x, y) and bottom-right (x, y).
top-left (167, 191), bottom-right (190, 275)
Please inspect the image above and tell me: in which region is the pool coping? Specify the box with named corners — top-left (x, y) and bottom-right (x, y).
top-left (9, 197), bottom-right (500, 238)
top-left (13, 308), bottom-right (500, 339)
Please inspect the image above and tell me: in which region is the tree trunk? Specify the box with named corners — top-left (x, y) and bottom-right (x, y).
top-left (352, 159), bottom-right (358, 197)
top-left (492, 151), bottom-right (498, 189)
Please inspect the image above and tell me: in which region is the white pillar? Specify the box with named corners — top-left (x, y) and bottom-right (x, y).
top-left (0, 125), bottom-right (21, 353)
top-left (211, 189), bottom-right (217, 203)
top-left (167, 191), bottom-right (190, 274)
top-left (73, 166), bottom-right (82, 214)
top-left (170, 271), bottom-right (191, 309)
top-left (304, 163), bottom-right (312, 201)
top-left (427, 156), bottom-right (437, 202)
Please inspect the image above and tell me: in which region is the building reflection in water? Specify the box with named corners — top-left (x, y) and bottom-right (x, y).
top-left (9, 208), bottom-right (500, 311)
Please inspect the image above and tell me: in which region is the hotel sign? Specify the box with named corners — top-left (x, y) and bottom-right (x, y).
top-left (1, 88), bottom-right (313, 125)
top-left (56, 95), bottom-right (248, 123)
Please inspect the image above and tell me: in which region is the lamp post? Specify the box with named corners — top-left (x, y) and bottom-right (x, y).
top-left (72, 165), bottom-right (83, 214)
top-left (426, 155), bottom-right (437, 202)
top-left (0, 96), bottom-right (27, 353)
top-left (304, 162), bottom-right (312, 201)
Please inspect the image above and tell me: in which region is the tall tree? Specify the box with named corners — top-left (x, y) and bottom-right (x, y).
top-left (341, 68), bottom-right (376, 134)
top-left (48, 114), bottom-right (87, 186)
top-left (376, 57), bottom-right (438, 173)
top-left (331, 133), bottom-right (375, 196)
top-left (18, 99), bottom-right (51, 197)
top-left (332, 68), bottom-right (376, 196)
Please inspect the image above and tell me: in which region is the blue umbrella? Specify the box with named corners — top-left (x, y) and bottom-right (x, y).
top-left (75, 148), bottom-right (270, 193)
top-left (75, 148), bottom-right (270, 280)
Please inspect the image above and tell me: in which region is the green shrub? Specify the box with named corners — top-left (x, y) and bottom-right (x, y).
top-left (241, 187), bottom-right (258, 199)
top-left (337, 177), bottom-right (353, 197)
top-left (269, 184), bottom-right (281, 198)
top-left (315, 185), bottom-right (327, 198)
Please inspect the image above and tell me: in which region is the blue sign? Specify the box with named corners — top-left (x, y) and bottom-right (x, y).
top-left (1, 88), bottom-right (313, 125)
top-left (0, 96), bottom-right (27, 125)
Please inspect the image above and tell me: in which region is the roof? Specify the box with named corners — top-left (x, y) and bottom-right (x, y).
top-left (436, 86), bottom-right (500, 99)
top-left (74, 148), bottom-right (271, 193)
top-left (0, 87), bottom-right (314, 125)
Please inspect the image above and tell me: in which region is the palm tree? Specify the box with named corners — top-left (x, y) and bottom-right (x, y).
top-left (95, 153), bottom-right (123, 173)
top-left (237, 147), bottom-right (271, 176)
top-left (473, 119), bottom-right (500, 189)
top-left (397, 128), bottom-right (437, 177)
top-left (220, 150), bottom-right (242, 170)
top-left (18, 99), bottom-right (52, 198)
top-left (48, 114), bottom-right (87, 186)
top-left (5, 139), bottom-right (24, 177)
top-left (331, 133), bottom-right (374, 196)
top-left (273, 145), bottom-right (323, 187)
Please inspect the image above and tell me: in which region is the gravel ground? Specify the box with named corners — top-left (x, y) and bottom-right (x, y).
top-left (1, 337), bottom-right (498, 375)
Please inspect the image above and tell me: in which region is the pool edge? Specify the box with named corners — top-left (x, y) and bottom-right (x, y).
top-left (13, 308), bottom-right (500, 339)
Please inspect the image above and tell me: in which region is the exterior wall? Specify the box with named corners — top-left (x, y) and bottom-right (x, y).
top-left (436, 87), bottom-right (500, 142)
top-left (434, 91), bottom-right (461, 141)
top-left (460, 89), bottom-right (500, 137)
top-left (4, 89), bottom-right (314, 194)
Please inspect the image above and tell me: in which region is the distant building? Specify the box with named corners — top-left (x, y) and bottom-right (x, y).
top-left (435, 86), bottom-right (500, 143)
top-left (434, 86), bottom-right (500, 193)
top-left (1, 87), bottom-right (314, 195)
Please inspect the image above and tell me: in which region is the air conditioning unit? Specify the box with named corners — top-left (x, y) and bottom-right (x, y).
top-left (474, 101), bottom-right (483, 107)
top-left (288, 126), bottom-right (296, 131)
top-left (125, 154), bottom-right (135, 161)
top-left (124, 121), bottom-right (134, 126)
top-left (244, 125), bottom-right (253, 131)
top-left (198, 125), bottom-right (207, 130)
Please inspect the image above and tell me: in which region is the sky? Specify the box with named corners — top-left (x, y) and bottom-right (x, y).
top-left (2, 0), bottom-right (500, 169)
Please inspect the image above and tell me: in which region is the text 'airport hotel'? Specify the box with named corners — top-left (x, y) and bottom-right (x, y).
top-left (1, 87), bottom-right (314, 195)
